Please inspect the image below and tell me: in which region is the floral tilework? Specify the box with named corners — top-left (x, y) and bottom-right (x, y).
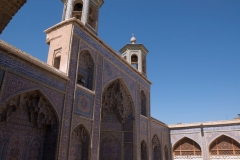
top-left (72, 115), bottom-right (92, 134)
top-left (59, 36), bottom-right (79, 160)
top-left (204, 125), bottom-right (240, 131)
top-left (103, 59), bottom-right (135, 101)
top-left (170, 128), bottom-right (201, 134)
top-left (0, 52), bottom-right (66, 91)
top-left (0, 72), bottom-right (64, 119)
top-left (141, 117), bottom-right (148, 135)
top-left (74, 26), bottom-right (150, 90)
top-left (170, 133), bottom-right (202, 148)
top-left (151, 123), bottom-right (169, 133)
top-left (80, 41), bottom-right (97, 60)
top-left (74, 87), bottom-right (94, 119)
top-left (92, 54), bottom-right (103, 160)
top-left (205, 130), bottom-right (240, 145)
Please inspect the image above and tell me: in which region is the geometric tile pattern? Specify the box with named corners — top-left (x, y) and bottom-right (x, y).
top-left (74, 87), bottom-right (94, 119)
top-left (0, 52), bottom-right (66, 91)
top-left (0, 72), bottom-right (64, 119)
top-left (103, 59), bottom-right (136, 101)
top-left (59, 36), bottom-right (80, 160)
top-left (74, 26), bottom-right (150, 90)
top-left (141, 117), bottom-right (148, 135)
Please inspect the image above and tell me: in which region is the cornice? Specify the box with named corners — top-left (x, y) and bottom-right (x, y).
top-left (45, 18), bottom-right (152, 84)
top-left (0, 40), bottom-right (69, 80)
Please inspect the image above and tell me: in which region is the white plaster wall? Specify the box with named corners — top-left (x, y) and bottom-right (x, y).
top-left (174, 156), bottom-right (202, 160)
top-left (210, 156), bottom-right (240, 160)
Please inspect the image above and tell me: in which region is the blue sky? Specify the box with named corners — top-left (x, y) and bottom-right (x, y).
top-left (1, 0), bottom-right (240, 124)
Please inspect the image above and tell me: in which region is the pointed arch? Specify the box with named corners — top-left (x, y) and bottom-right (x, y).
top-left (69, 124), bottom-right (90, 160)
top-left (100, 78), bottom-right (134, 159)
top-left (141, 140), bottom-right (148, 160)
top-left (101, 78), bottom-right (134, 122)
top-left (209, 134), bottom-right (240, 155)
top-left (0, 90), bottom-right (59, 159)
top-left (131, 54), bottom-right (138, 69)
top-left (0, 88), bottom-right (60, 121)
top-left (72, 0), bottom-right (83, 19)
top-left (100, 134), bottom-right (121, 160)
top-left (141, 90), bottom-right (147, 116)
top-left (173, 137), bottom-right (201, 156)
top-left (26, 135), bottom-right (43, 159)
top-left (152, 134), bottom-right (161, 160)
top-left (102, 76), bottom-right (136, 105)
top-left (77, 50), bottom-right (95, 90)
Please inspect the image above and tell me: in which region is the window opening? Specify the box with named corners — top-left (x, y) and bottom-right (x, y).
top-left (72, 2), bottom-right (83, 19)
top-left (131, 55), bottom-right (138, 69)
top-left (210, 135), bottom-right (240, 155)
top-left (77, 74), bottom-right (85, 86)
top-left (53, 56), bottom-right (61, 69)
top-left (74, 3), bottom-right (83, 11)
top-left (173, 137), bottom-right (201, 156)
top-left (78, 51), bottom-right (94, 90)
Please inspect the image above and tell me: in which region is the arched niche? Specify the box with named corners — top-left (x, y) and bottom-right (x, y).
top-left (100, 79), bottom-right (134, 160)
top-left (141, 90), bottom-right (147, 116)
top-left (131, 54), bottom-right (138, 69)
top-left (100, 135), bottom-right (121, 160)
top-left (77, 50), bottom-right (95, 90)
top-left (173, 137), bottom-right (201, 156)
top-left (0, 90), bottom-right (58, 159)
top-left (152, 134), bottom-right (161, 160)
top-left (141, 140), bottom-right (147, 160)
top-left (69, 124), bottom-right (90, 160)
top-left (209, 135), bottom-right (240, 156)
top-left (72, 0), bottom-right (83, 19)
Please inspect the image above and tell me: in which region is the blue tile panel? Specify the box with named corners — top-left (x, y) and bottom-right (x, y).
top-left (0, 72), bottom-right (65, 119)
top-left (74, 26), bottom-right (150, 90)
top-left (140, 117), bottom-right (148, 135)
top-left (74, 87), bottom-right (94, 119)
top-left (0, 69), bottom-right (4, 88)
top-left (0, 52), bottom-right (66, 91)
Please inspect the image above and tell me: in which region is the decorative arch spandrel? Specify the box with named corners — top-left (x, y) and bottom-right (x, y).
top-left (0, 90), bottom-right (59, 160)
top-left (171, 133), bottom-right (202, 148)
top-left (69, 124), bottom-right (90, 160)
top-left (209, 134), bottom-right (240, 156)
top-left (103, 59), bottom-right (136, 102)
top-left (0, 73), bottom-right (64, 119)
top-left (206, 131), bottom-right (240, 146)
top-left (101, 78), bottom-right (135, 118)
top-left (173, 137), bottom-right (202, 157)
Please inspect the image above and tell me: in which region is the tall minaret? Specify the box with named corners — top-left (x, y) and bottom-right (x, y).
top-left (61, 0), bottom-right (104, 34)
top-left (119, 34), bottom-right (149, 77)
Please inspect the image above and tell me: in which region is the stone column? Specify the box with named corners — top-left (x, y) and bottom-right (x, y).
top-left (81, 0), bottom-right (90, 24)
top-left (64, 0), bottom-right (75, 20)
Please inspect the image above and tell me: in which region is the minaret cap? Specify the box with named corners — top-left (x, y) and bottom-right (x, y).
top-left (130, 34), bottom-right (136, 44)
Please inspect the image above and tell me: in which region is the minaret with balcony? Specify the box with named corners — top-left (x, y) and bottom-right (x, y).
top-left (62, 0), bottom-right (103, 34)
top-left (119, 34), bottom-right (149, 76)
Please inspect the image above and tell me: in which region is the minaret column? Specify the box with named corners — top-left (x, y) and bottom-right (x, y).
top-left (81, 0), bottom-right (90, 24)
top-left (64, 0), bottom-right (74, 20)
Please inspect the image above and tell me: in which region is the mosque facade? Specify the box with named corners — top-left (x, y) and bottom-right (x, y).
top-left (0, 0), bottom-right (240, 160)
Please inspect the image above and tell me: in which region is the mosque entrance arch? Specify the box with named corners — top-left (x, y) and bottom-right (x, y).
top-left (99, 79), bottom-right (134, 160)
top-left (0, 90), bottom-right (59, 160)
